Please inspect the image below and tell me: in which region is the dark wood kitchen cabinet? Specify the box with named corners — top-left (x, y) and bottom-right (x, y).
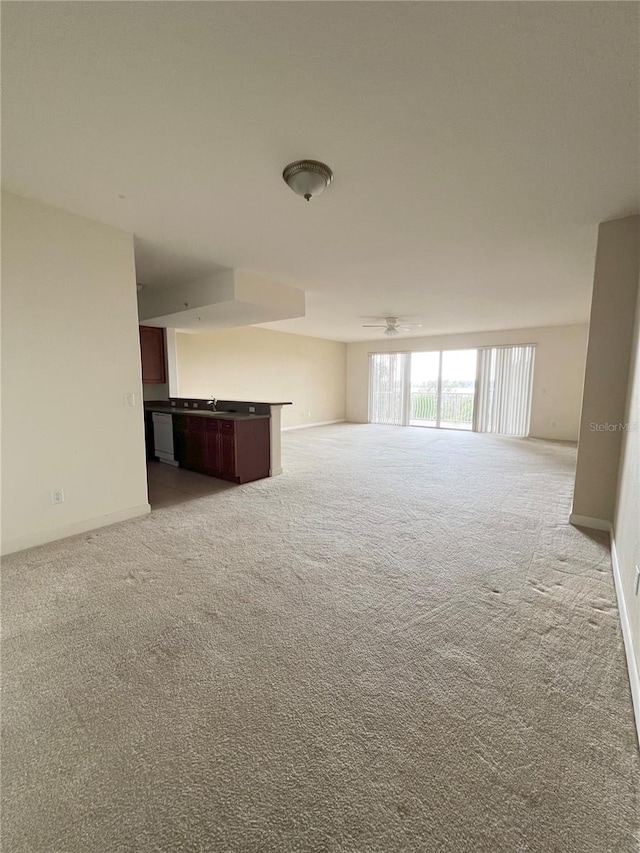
top-left (139, 326), bottom-right (166, 384)
top-left (172, 415), bottom-right (205, 472)
top-left (203, 420), bottom-right (239, 479)
top-left (204, 427), bottom-right (220, 474)
top-left (173, 414), bottom-right (270, 484)
top-left (185, 416), bottom-right (205, 471)
top-left (218, 431), bottom-right (236, 478)
top-left (144, 411), bottom-right (156, 460)
top-left (172, 415), bottom-right (188, 467)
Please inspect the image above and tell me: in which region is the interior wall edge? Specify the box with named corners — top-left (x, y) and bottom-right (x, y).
top-left (610, 536), bottom-right (640, 751)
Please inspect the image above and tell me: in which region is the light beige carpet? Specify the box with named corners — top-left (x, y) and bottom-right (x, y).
top-left (2, 425), bottom-right (638, 852)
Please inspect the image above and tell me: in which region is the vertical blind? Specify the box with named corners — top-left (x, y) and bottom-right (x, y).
top-left (474, 345), bottom-right (535, 436)
top-left (368, 353), bottom-right (409, 425)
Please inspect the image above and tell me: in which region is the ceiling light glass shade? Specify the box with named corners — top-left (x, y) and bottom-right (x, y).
top-left (283, 160), bottom-right (334, 201)
top-left (384, 327), bottom-right (400, 337)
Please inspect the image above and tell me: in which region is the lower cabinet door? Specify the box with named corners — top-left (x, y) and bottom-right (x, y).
top-left (185, 432), bottom-right (205, 471)
top-left (218, 433), bottom-right (236, 477)
top-left (173, 420), bottom-right (187, 466)
top-left (204, 429), bottom-right (220, 475)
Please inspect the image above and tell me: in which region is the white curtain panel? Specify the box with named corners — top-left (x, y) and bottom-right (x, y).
top-left (474, 345), bottom-right (535, 436)
top-left (368, 353), bottom-right (409, 425)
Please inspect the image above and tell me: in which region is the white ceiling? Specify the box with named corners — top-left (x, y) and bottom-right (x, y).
top-left (3, 2), bottom-right (639, 342)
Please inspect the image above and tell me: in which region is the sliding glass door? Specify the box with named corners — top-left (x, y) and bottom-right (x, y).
top-left (409, 349), bottom-right (477, 430)
top-left (439, 349), bottom-right (477, 430)
top-left (370, 345), bottom-right (535, 436)
top-left (409, 352), bottom-right (440, 427)
top-left (371, 349), bottom-right (477, 430)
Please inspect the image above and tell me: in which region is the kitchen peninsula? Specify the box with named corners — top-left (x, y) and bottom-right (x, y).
top-left (145, 398), bottom-right (291, 484)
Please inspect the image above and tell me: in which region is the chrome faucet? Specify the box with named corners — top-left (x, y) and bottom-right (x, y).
top-left (208, 397), bottom-right (217, 412)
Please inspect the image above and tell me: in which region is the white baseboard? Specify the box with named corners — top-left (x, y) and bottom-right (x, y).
top-left (569, 513), bottom-right (612, 532)
top-left (281, 419), bottom-right (346, 432)
top-left (1, 503), bottom-right (151, 556)
top-left (610, 536), bottom-right (640, 749)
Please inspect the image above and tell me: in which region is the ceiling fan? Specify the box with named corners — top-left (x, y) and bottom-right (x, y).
top-left (361, 317), bottom-right (423, 337)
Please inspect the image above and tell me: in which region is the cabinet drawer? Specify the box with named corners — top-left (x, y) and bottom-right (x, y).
top-left (187, 416), bottom-right (205, 432)
top-left (219, 419), bottom-right (236, 434)
top-left (204, 419), bottom-right (220, 433)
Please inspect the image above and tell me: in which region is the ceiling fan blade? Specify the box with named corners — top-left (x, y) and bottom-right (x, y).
top-left (362, 324), bottom-right (388, 328)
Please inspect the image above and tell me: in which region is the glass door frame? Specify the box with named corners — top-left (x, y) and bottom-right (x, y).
top-left (410, 348), bottom-right (477, 431)
top-left (434, 351), bottom-right (443, 428)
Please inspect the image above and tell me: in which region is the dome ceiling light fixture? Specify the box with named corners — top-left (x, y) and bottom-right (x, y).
top-left (282, 160), bottom-right (334, 201)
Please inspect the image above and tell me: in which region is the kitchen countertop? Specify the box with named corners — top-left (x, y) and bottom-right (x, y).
top-left (145, 405), bottom-right (269, 421)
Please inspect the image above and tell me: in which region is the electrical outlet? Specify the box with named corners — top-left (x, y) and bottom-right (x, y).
top-left (249, 406), bottom-right (255, 413)
top-left (51, 488), bottom-right (64, 505)
top-left (635, 565), bottom-right (640, 596)
top-left (124, 392), bottom-right (135, 407)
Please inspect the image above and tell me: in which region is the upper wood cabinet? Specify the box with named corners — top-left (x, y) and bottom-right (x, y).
top-left (139, 326), bottom-right (166, 384)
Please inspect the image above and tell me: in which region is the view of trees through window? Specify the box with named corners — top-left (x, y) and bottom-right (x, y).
top-left (410, 350), bottom-right (477, 428)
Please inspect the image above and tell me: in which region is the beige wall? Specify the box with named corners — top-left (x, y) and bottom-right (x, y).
top-left (573, 216), bottom-right (640, 523)
top-left (346, 324), bottom-right (588, 441)
top-left (1, 192), bottom-right (149, 555)
top-left (176, 326), bottom-right (346, 429)
top-left (613, 272), bottom-right (640, 732)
